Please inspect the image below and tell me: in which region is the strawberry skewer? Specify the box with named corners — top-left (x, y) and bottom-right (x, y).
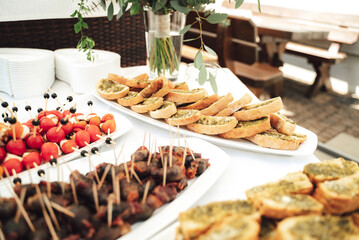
top-left (25, 104), bottom-right (33, 119)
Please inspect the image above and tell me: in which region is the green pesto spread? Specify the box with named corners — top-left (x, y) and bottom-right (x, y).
top-left (236, 117), bottom-right (268, 128)
top-left (240, 97), bottom-right (278, 110)
top-left (171, 110), bottom-right (197, 119)
top-left (304, 160), bottom-right (358, 179)
top-left (98, 79), bottom-right (126, 93)
top-left (122, 91), bottom-right (138, 100)
top-left (171, 88), bottom-right (203, 94)
top-left (195, 116), bottom-right (232, 125)
top-left (323, 174), bottom-right (359, 195)
top-left (269, 194), bottom-right (320, 209)
top-left (138, 97), bottom-right (160, 106)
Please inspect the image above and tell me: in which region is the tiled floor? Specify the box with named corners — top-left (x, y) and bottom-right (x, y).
top-left (261, 78), bottom-right (359, 161)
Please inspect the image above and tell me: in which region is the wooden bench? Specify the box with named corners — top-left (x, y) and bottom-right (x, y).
top-left (222, 2), bottom-right (359, 98)
top-left (182, 12), bottom-right (283, 98)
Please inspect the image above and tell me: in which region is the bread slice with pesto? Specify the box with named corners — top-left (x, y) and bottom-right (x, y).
top-left (257, 193), bottom-right (323, 219)
top-left (218, 117), bottom-right (271, 139)
top-left (276, 215), bottom-right (359, 240)
top-left (303, 157), bottom-right (359, 185)
top-left (246, 129), bottom-right (303, 150)
top-left (233, 97), bottom-right (283, 121)
top-left (186, 115), bottom-right (238, 135)
top-left (165, 109), bottom-right (200, 126)
top-left (178, 200), bottom-right (260, 240)
top-left (179, 94), bottom-right (220, 110)
top-left (108, 73), bottom-right (150, 88)
top-left (96, 78), bottom-right (130, 100)
top-left (149, 101), bottom-right (177, 119)
top-left (130, 97), bottom-right (163, 113)
top-left (245, 172), bottom-right (313, 206)
top-left (215, 93), bottom-right (253, 117)
top-left (270, 112), bottom-right (296, 135)
top-left (151, 76), bottom-right (174, 98)
top-left (165, 88), bottom-right (208, 104)
top-left (198, 215), bottom-right (260, 240)
top-left (199, 93), bottom-right (234, 116)
top-left (116, 91), bottom-right (145, 106)
top-left (313, 172), bottom-right (359, 214)
top-left (174, 82), bottom-right (189, 90)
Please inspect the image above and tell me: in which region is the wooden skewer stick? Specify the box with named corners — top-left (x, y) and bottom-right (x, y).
top-left (0, 98), bottom-right (15, 117)
top-left (131, 168), bottom-right (143, 186)
top-left (147, 147), bottom-right (153, 166)
top-left (12, 103), bottom-right (18, 120)
top-left (163, 156), bottom-right (167, 187)
top-left (46, 173), bottom-right (51, 199)
top-left (44, 89), bottom-right (49, 111)
top-left (64, 162), bottom-right (79, 180)
top-left (141, 180), bottom-right (151, 204)
top-left (47, 88), bottom-right (64, 111)
top-left (70, 177), bottom-right (78, 204)
top-left (182, 141), bottom-right (187, 167)
top-left (123, 156), bottom-right (130, 183)
top-left (107, 199), bottom-right (113, 228)
top-left (12, 123), bottom-right (16, 141)
top-left (111, 167), bottom-right (117, 203)
top-left (14, 188), bottom-right (26, 223)
top-left (130, 154), bottom-right (135, 178)
top-left (92, 182), bottom-right (99, 212)
top-left (43, 193), bottom-right (60, 231)
top-left (114, 142), bottom-right (125, 166)
top-left (185, 139), bottom-right (196, 160)
top-left (115, 174), bottom-right (121, 204)
top-left (35, 185), bottom-right (59, 240)
top-left (159, 146), bottom-right (164, 166)
top-left (0, 225), bottom-right (5, 240)
top-left (50, 201), bottom-right (76, 218)
top-left (97, 163), bottom-right (112, 191)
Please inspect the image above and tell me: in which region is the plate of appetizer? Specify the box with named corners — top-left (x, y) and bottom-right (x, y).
top-left (0, 137), bottom-right (229, 240)
top-left (93, 72), bottom-right (317, 157)
top-left (0, 93), bottom-right (132, 183)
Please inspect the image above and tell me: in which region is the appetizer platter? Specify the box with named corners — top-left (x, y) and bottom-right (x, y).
top-left (94, 73), bottom-right (317, 157)
top-left (154, 157), bottom-right (359, 240)
top-left (0, 137), bottom-right (229, 240)
top-left (0, 93), bottom-right (132, 182)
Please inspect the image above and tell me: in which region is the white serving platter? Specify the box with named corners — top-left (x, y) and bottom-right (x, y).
top-left (94, 92), bottom-right (317, 157)
top-left (0, 137), bottom-right (230, 240)
top-left (0, 94), bottom-right (132, 186)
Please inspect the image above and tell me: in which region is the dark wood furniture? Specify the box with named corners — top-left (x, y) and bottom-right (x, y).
top-left (0, 13), bottom-right (147, 67)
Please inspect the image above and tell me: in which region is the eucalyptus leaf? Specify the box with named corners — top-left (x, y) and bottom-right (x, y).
top-left (198, 65), bottom-right (207, 85)
top-left (170, 1), bottom-right (191, 14)
top-left (235, 0), bottom-right (244, 8)
top-left (204, 45), bottom-right (217, 57)
top-left (194, 5), bottom-right (201, 12)
top-left (130, 2), bottom-right (141, 15)
top-left (209, 72), bottom-right (218, 93)
top-left (206, 13), bottom-right (228, 24)
top-left (179, 25), bottom-right (191, 35)
top-left (183, 37), bottom-right (198, 42)
top-left (74, 21), bottom-right (82, 33)
top-left (155, 0), bottom-right (167, 11)
top-left (194, 51), bottom-right (203, 69)
top-left (100, 0), bottom-right (106, 10)
top-left (71, 10), bottom-right (77, 18)
top-left (107, 2), bottom-right (114, 20)
top-left (257, 0), bottom-right (261, 12)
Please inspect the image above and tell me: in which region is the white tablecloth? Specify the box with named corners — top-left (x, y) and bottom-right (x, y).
top-left (0, 65), bottom-right (319, 239)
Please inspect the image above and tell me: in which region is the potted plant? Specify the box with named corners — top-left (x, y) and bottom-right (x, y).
top-left (71, 0), bottom-right (259, 91)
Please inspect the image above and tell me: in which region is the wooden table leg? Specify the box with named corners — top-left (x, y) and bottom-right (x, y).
top-left (306, 62), bottom-right (332, 98)
top-left (260, 36), bottom-right (287, 67)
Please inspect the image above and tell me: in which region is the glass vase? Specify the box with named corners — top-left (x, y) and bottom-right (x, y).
top-left (144, 8), bottom-right (185, 81)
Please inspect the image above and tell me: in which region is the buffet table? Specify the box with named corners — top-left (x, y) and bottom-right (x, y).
top-left (0, 65), bottom-right (320, 239)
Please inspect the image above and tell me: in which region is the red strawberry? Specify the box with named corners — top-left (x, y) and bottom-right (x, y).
top-left (41, 142), bottom-right (60, 162)
top-left (86, 125), bottom-right (101, 142)
top-left (40, 117), bottom-right (56, 133)
top-left (100, 119), bottom-right (116, 134)
top-left (60, 139), bottom-right (78, 154)
top-left (75, 130), bottom-right (90, 148)
top-left (22, 152), bottom-right (41, 169)
top-left (101, 113), bottom-right (114, 122)
top-left (25, 133), bottom-right (43, 149)
top-left (0, 147), bottom-right (6, 163)
top-left (2, 155), bottom-right (23, 175)
top-left (46, 127), bottom-right (65, 143)
top-left (6, 139), bottom-right (26, 156)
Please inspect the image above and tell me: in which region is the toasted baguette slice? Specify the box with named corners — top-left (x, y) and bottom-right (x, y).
top-left (276, 215), bottom-right (359, 240)
top-left (108, 73), bottom-right (150, 88)
top-left (133, 73), bottom-right (149, 81)
top-left (258, 194), bottom-right (323, 219)
top-left (149, 101), bottom-right (177, 119)
top-left (313, 172), bottom-right (359, 214)
top-left (218, 117), bottom-right (271, 139)
top-left (216, 93), bottom-right (253, 116)
top-left (352, 210), bottom-right (359, 227)
top-left (116, 91), bottom-right (145, 106)
top-left (139, 77), bottom-right (163, 98)
top-left (233, 97), bottom-right (283, 121)
top-left (130, 97), bottom-right (163, 113)
top-left (178, 200), bottom-right (259, 240)
top-left (246, 172), bottom-right (313, 206)
top-left (174, 82), bottom-right (189, 90)
top-left (180, 94), bottom-right (220, 110)
top-left (303, 157), bottom-right (359, 185)
top-left (186, 115), bottom-right (238, 135)
top-left (199, 93), bottom-right (233, 116)
top-left (291, 133), bottom-right (307, 144)
top-left (165, 109), bottom-right (200, 126)
top-left (96, 78), bottom-right (130, 100)
top-left (165, 88), bottom-right (208, 103)
top-left (246, 129), bottom-right (302, 150)
top-left (198, 215), bottom-right (260, 240)
top-left (270, 112), bottom-right (296, 135)
top-left (152, 77), bottom-right (174, 98)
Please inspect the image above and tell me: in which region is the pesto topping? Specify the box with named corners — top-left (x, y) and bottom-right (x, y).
top-left (278, 113), bottom-right (296, 124)
top-left (171, 88), bottom-right (203, 94)
top-left (287, 216), bottom-right (359, 240)
top-left (171, 110), bottom-right (197, 119)
top-left (98, 79), bottom-right (126, 93)
top-left (304, 158), bottom-right (359, 180)
top-left (195, 116), bottom-right (233, 125)
top-left (174, 82), bottom-right (186, 87)
top-left (259, 130), bottom-right (294, 141)
top-left (236, 117), bottom-right (268, 128)
top-left (268, 194), bottom-right (321, 209)
top-left (241, 97), bottom-right (278, 110)
top-left (323, 173), bottom-right (359, 195)
top-left (121, 91), bottom-right (138, 100)
top-left (138, 97), bottom-right (161, 106)
top-left (157, 101), bottom-right (173, 110)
